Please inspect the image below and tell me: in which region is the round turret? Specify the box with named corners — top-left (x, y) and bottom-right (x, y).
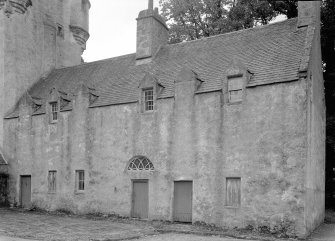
top-left (70, 0), bottom-right (90, 49)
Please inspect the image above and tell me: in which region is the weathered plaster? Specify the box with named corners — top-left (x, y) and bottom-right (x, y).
top-left (5, 79), bottom-right (312, 237)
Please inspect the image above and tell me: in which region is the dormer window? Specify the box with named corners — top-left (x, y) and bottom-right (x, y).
top-left (50, 102), bottom-right (59, 122)
top-left (143, 88), bottom-right (154, 111)
top-left (228, 76), bottom-right (243, 103)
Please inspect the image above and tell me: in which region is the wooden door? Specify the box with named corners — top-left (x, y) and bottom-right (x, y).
top-left (132, 180), bottom-right (148, 219)
top-left (173, 181), bottom-right (192, 222)
top-left (20, 176), bottom-right (31, 208)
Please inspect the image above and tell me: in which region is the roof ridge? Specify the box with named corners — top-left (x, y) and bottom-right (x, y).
top-left (166, 18), bottom-right (299, 47)
top-left (55, 53), bottom-right (136, 71)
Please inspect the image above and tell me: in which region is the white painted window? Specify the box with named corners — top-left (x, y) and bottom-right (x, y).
top-left (50, 102), bottom-right (58, 122)
top-left (228, 77), bottom-right (243, 103)
top-left (48, 171), bottom-right (57, 193)
top-left (226, 177), bottom-right (241, 207)
top-left (143, 88), bottom-right (154, 111)
top-left (75, 170), bottom-right (85, 191)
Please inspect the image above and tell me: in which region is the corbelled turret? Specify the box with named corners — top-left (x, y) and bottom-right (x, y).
top-left (70, 0), bottom-right (90, 51)
top-left (0, 0), bottom-right (90, 146)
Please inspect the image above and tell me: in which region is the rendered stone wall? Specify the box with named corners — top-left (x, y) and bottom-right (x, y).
top-left (304, 25), bottom-right (326, 234)
top-left (4, 79), bottom-right (310, 237)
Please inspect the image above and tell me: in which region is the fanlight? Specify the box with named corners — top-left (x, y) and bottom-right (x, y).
top-left (128, 156), bottom-right (154, 171)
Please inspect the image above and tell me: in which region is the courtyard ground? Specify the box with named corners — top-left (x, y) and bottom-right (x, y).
top-left (0, 208), bottom-right (334, 241)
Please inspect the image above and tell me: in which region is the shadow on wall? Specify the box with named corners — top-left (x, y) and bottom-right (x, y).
top-left (0, 173), bottom-right (9, 207)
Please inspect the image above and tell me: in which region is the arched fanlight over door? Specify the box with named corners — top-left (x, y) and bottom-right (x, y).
top-left (127, 156), bottom-right (154, 171)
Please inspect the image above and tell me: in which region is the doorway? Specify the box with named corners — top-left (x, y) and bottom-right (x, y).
top-left (20, 176), bottom-right (31, 208)
top-left (131, 180), bottom-right (149, 219)
top-left (173, 181), bottom-right (193, 222)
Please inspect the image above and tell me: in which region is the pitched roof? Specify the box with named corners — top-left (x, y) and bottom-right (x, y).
top-left (6, 18), bottom-right (311, 118)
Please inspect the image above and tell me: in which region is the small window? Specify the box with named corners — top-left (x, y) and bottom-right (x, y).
top-left (228, 77), bottom-right (243, 103)
top-left (48, 171), bottom-right (57, 193)
top-left (75, 170), bottom-right (85, 191)
top-left (57, 24), bottom-right (64, 38)
top-left (226, 177), bottom-right (241, 207)
top-left (143, 88), bottom-right (154, 111)
top-left (50, 102), bottom-right (58, 122)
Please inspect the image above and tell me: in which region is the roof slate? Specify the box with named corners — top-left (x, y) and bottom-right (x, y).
top-left (6, 18), bottom-right (310, 118)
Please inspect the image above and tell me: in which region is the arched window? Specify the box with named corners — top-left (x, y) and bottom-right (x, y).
top-left (128, 156), bottom-right (154, 171)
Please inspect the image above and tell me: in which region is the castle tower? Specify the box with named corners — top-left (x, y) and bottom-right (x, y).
top-left (0, 0), bottom-right (90, 146)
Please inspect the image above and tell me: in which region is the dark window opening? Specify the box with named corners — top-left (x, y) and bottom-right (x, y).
top-left (50, 102), bottom-right (58, 122)
top-left (76, 170), bottom-right (85, 191)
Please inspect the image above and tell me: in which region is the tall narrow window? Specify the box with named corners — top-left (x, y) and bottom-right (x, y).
top-left (228, 77), bottom-right (243, 103)
top-left (143, 88), bottom-right (154, 111)
top-left (48, 171), bottom-right (57, 193)
top-left (76, 170), bottom-right (85, 191)
top-left (226, 177), bottom-right (241, 207)
top-left (50, 102), bottom-right (58, 122)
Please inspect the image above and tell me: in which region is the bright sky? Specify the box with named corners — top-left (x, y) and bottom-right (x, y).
top-left (83, 0), bottom-right (160, 62)
top-left (83, 0), bottom-right (286, 63)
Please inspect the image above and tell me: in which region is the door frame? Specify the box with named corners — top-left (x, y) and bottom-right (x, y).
top-left (131, 179), bottom-right (149, 219)
top-left (20, 175), bottom-right (31, 208)
top-left (173, 180), bottom-right (193, 223)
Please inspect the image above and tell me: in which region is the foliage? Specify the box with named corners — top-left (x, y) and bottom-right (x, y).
top-left (159, 0), bottom-right (298, 43)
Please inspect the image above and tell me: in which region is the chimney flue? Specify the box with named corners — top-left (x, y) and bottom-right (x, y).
top-left (148, 0), bottom-right (153, 10)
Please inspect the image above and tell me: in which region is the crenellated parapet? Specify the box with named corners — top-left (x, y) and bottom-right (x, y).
top-left (70, 25), bottom-right (90, 49)
top-left (0, 0), bottom-right (32, 17)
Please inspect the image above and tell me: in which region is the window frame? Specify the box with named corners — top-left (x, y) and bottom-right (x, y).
top-left (50, 101), bottom-right (59, 123)
top-left (227, 76), bottom-right (244, 103)
top-left (143, 88), bottom-right (154, 112)
top-left (75, 170), bottom-right (85, 192)
top-left (48, 170), bottom-right (57, 193)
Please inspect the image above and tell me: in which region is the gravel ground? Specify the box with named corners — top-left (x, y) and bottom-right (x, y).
top-left (135, 233), bottom-right (255, 241)
top-left (0, 208), bottom-right (155, 241)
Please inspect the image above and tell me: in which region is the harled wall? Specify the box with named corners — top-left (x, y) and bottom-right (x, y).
top-left (4, 79), bottom-right (311, 237)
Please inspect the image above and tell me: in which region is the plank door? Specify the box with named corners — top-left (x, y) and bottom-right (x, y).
top-left (132, 180), bottom-right (149, 219)
top-left (173, 181), bottom-right (193, 222)
top-left (20, 176), bottom-right (31, 208)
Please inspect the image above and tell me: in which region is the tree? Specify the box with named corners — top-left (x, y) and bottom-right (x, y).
top-left (159, 0), bottom-right (298, 43)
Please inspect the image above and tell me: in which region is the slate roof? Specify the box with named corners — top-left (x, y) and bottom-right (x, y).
top-left (6, 18), bottom-right (311, 118)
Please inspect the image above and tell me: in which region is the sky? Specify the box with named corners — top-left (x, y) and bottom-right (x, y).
top-left (82, 0), bottom-right (160, 63)
top-left (82, 0), bottom-right (286, 63)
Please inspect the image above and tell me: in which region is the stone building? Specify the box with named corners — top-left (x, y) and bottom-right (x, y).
top-left (0, 0), bottom-right (325, 238)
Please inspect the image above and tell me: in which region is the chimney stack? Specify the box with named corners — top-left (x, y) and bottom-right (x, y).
top-left (297, 0), bottom-right (321, 28)
top-left (148, 0), bottom-right (154, 10)
top-left (136, 0), bottom-right (169, 65)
